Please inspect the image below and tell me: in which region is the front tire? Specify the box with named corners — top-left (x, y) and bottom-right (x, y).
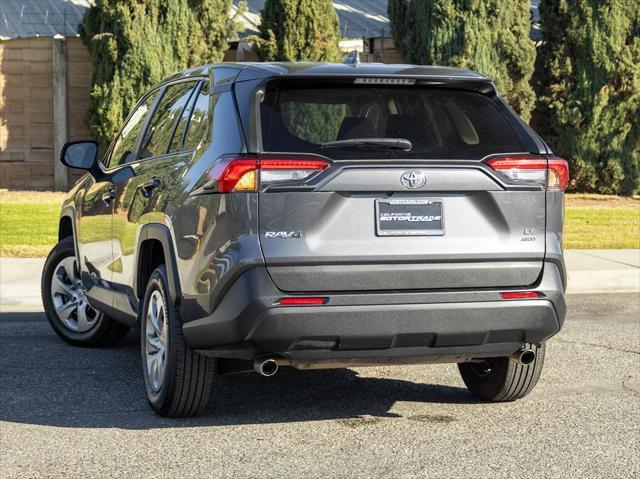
top-left (41, 237), bottom-right (130, 347)
top-left (458, 342), bottom-right (546, 402)
top-left (141, 265), bottom-right (216, 417)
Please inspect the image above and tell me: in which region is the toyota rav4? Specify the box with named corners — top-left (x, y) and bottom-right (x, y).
top-left (42, 63), bottom-right (568, 417)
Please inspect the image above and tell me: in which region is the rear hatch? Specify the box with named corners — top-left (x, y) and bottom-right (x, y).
top-left (254, 79), bottom-right (547, 292)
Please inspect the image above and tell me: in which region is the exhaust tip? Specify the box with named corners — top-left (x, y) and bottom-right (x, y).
top-left (520, 350), bottom-right (536, 365)
top-left (254, 358), bottom-right (278, 377)
top-left (512, 348), bottom-right (536, 365)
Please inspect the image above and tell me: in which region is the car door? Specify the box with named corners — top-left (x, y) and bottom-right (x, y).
top-left (110, 79), bottom-right (201, 303)
top-left (76, 93), bottom-right (156, 291)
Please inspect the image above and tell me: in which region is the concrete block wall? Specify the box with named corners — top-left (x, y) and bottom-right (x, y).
top-left (0, 37), bottom-right (92, 190)
top-left (0, 38), bottom-right (55, 190)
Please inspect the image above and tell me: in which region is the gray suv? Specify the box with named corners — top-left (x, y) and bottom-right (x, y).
top-left (42, 63), bottom-right (568, 417)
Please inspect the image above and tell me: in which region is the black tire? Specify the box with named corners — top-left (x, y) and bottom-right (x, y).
top-left (41, 237), bottom-right (130, 347)
top-left (141, 265), bottom-right (216, 417)
top-left (458, 342), bottom-right (546, 402)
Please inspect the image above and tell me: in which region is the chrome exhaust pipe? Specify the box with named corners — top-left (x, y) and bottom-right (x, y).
top-left (254, 358), bottom-right (279, 377)
top-left (511, 348), bottom-right (536, 365)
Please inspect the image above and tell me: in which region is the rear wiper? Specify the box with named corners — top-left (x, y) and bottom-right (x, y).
top-left (321, 138), bottom-right (412, 151)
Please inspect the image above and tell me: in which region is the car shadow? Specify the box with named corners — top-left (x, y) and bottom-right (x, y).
top-left (0, 312), bottom-right (479, 429)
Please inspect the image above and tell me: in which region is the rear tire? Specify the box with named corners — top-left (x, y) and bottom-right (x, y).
top-left (458, 342), bottom-right (546, 402)
top-left (141, 265), bottom-right (217, 417)
top-left (41, 237), bottom-right (130, 347)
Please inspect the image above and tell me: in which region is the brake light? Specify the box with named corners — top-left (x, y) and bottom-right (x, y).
top-left (500, 291), bottom-right (541, 300)
top-left (486, 156), bottom-right (569, 190)
top-left (278, 297), bottom-right (328, 306)
top-left (212, 156), bottom-right (330, 193)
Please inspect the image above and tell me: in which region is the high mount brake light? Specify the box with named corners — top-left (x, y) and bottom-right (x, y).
top-left (486, 155), bottom-right (569, 190)
top-left (210, 156), bottom-right (330, 193)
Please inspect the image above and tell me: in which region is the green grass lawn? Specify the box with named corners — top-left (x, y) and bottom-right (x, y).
top-left (1, 190), bottom-right (638, 257)
top-left (565, 208), bottom-right (639, 249)
top-left (0, 191), bottom-right (65, 257)
top-left (564, 194), bottom-right (639, 249)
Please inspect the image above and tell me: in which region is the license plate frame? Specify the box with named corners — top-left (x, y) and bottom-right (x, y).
top-left (375, 198), bottom-right (444, 236)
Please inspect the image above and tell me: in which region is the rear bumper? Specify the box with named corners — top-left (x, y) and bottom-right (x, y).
top-left (183, 262), bottom-right (566, 363)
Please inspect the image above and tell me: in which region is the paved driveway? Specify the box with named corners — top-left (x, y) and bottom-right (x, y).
top-left (0, 294), bottom-right (638, 478)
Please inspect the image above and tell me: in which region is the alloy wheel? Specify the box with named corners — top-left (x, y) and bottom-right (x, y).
top-left (145, 290), bottom-right (168, 392)
top-left (50, 256), bottom-right (101, 332)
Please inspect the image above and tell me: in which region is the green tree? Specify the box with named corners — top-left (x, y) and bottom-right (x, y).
top-left (388, 0), bottom-right (536, 121)
top-left (535, 0), bottom-right (640, 195)
top-left (255, 0), bottom-right (342, 62)
top-left (79, 0), bottom-right (234, 148)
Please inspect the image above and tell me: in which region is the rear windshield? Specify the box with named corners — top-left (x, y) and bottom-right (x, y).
top-left (260, 85), bottom-right (524, 159)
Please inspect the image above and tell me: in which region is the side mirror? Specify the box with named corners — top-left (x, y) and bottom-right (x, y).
top-left (60, 141), bottom-right (100, 176)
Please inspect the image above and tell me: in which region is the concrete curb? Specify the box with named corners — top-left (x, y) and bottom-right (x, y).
top-left (567, 270), bottom-right (640, 294)
top-left (564, 249), bottom-right (640, 295)
top-left (0, 258), bottom-right (45, 313)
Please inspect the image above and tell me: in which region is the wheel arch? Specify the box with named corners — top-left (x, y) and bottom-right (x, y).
top-left (58, 215), bottom-right (73, 241)
top-left (134, 223), bottom-right (182, 307)
top-left (58, 206), bottom-right (80, 261)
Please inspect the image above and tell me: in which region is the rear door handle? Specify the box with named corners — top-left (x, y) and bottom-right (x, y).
top-left (102, 187), bottom-right (116, 204)
top-left (140, 177), bottom-right (161, 197)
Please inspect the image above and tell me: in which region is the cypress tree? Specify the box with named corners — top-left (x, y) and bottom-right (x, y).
top-left (535, 0), bottom-right (640, 195)
top-left (255, 0), bottom-right (342, 62)
top-left (388, 0), bottom-right (536, 121)
top-left (79, 0), bottom-right (233, 148)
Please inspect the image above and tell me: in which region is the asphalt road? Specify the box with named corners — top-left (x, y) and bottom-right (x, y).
top-left (1, 294), bottom-right (638, 478)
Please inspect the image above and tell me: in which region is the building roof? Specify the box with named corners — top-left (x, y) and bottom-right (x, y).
top-left (1, 0), bottom-right (539, 43)
top-left (233, 0), bottom-right (390, 40)
top-left (0, 0), bottom-right (90, 39)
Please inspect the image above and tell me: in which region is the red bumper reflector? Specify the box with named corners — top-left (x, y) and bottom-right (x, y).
top-left (500, 291), bottom-right (541, 300)
top-left (278, 297), bottom-right (328, 306)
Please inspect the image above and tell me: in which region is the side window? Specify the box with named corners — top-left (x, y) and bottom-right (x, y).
top-left (169, 83), bottom-right (201, 153)
top-left (211, 91), bottom-right (244, 153)
top-left (183, 88), bottom-right (212, 151)
top-left (138, 81), bottom-right (197, 159)
top-left (106, 94), bottom-right (155, 169)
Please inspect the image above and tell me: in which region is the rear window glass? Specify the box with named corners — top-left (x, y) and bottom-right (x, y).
top-left (260, 86), bottom-right (524, 159)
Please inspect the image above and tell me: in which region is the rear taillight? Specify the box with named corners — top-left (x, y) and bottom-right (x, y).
top-left (211, 156), bottom-right (330, 193)
top-left (216, 159), bottom-right (258, 193)
top-left (486, 155), bottom-right (569, 190)
top-left (546, 156), bottom-right (570, 190)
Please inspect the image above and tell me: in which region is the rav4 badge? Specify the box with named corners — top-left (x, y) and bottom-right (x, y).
top-left (265, 231), bottom-right (302, 239)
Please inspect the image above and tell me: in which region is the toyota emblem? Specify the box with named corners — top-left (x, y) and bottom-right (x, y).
top-left (400, 171), bottom-right (426, 189)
